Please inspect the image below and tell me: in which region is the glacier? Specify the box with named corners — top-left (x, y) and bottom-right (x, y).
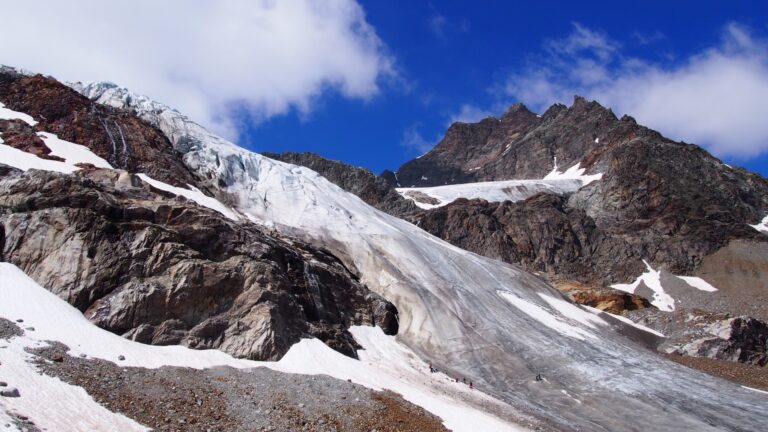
top-left (70, 81), bottom-right (768, 431)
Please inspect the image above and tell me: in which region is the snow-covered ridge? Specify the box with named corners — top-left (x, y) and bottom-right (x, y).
top-left (69, 80), bottom-right (768, 431)
top-left (396, 178), bottom-right (585, 210)
top-left (0, 263), bottom-right (518, 432)
top-left (611, 260), bottom-right (718, 311)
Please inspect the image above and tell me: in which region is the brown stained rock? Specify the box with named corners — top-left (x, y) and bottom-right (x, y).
top-left (0, 118), bottom-right (63, 161)
top-left (554, 280), bottom-right (652, 314)
top-left (0, 71), bottom-right (199, 188)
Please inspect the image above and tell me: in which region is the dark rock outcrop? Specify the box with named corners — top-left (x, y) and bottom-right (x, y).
top-left (628, 308), bottom-right (768, 366)
top-left (0, 69), bottom-right (200, 188)
top-left (0, 168), bottom-right (398, 360)
top-left (264, 151), bottom-right (417, 217)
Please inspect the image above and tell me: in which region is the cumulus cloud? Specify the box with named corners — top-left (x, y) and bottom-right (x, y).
top-left (0, 0), bottom-right (394, 140)
top-left (504, 23), bottom-right (768, 159)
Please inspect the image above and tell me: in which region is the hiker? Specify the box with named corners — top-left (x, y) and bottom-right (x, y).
top-left (469, 381), bottom-right (474, 390)
top-left (535, 373), bottom-right (542, 382)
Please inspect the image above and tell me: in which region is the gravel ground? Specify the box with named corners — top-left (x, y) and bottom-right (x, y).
top-left (662, 353), bottom-right (768, 391)
top-left (30, 342), bottom-right (448, 432)
top-left (0, 318), bottom-right (23, 340)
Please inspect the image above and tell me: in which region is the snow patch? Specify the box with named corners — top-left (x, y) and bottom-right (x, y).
top-left (611, 261), bottom-right (676, 311)
top-left (677, 276), bottom-right (718, 292)
top-left (543, 161), bottom-right (602, 186)
top-left (538, 294), bottom-right (607, 329)
top-left (135, 173), bottom-right (239, 221)
top-left (751, 215), bottom-right (768, 233)
top-left (0, 102), bottom-right (36, 126)
top-left (277, 326), bottom-right (523, 432)
top-left (0, 132), bottom-right (112, 174)
top-left (498, 291), bottom-right (596, 340)
top-left (611, 262), bottom-right (721, 311)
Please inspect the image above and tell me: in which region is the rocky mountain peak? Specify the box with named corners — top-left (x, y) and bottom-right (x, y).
top-left (390, 96), bottom-right (628, 187)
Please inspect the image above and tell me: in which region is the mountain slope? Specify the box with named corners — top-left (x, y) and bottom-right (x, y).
top-left (69, 79), bottom-right (768, 431)
top-left (388, 97), bottom-right (768, 315)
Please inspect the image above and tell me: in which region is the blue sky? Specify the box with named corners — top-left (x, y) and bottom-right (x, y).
top-left (242, 0), bottom-right (768, 176)
top-left (2, 1), bottom-right (767, 176)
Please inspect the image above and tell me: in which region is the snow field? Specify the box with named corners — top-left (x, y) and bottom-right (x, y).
top-left (396, 178), bottom-right (585, 209)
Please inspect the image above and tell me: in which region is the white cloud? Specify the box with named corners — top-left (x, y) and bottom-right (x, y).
top-left (400, 123), bottom-right (437, 154)
top-left (0, 0), bottom-right (394, 140)
top-left (449, 104), bottom-right (495, 124)
top-left (504, 23), bottom-right (768, 159)
top-left (429, 14), bottom-right (449, 39)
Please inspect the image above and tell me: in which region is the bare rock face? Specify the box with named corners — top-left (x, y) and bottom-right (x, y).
top-left (407, 105), bottom-right (768, 288)
top-left (0, 168), bottom-right (398, 360)
top-left (0, 69), bottom-right (200, 188)
top-left (628, 308), bottom-right (768, 366)
top-left (682, 317), bottom-right (768, 365)
top-left (390, 98), bottom-right (618, 187)
top-left (263, 151), bottom-right (418, 217)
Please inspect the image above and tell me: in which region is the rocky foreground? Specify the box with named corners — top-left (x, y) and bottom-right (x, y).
top-left (0, 318), bottom-right (448, 432)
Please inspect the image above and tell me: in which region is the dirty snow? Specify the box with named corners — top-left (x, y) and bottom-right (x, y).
top-left (136, 173), bottom-right (239, 221)
top-left (396, 178), bottom-right (584, 209)
top-left (0, 263), bottom-right (522, 432)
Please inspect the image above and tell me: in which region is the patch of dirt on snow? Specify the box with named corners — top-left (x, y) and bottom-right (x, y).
top-left (30, 342), bottom-right (448, 432)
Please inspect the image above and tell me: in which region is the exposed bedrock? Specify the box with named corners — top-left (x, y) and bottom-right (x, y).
top-left (0, 168), bottom-right (397, 360)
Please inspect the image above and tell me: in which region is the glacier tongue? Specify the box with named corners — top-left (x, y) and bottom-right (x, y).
top-left (73, 81), bottom-right (768, 431)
